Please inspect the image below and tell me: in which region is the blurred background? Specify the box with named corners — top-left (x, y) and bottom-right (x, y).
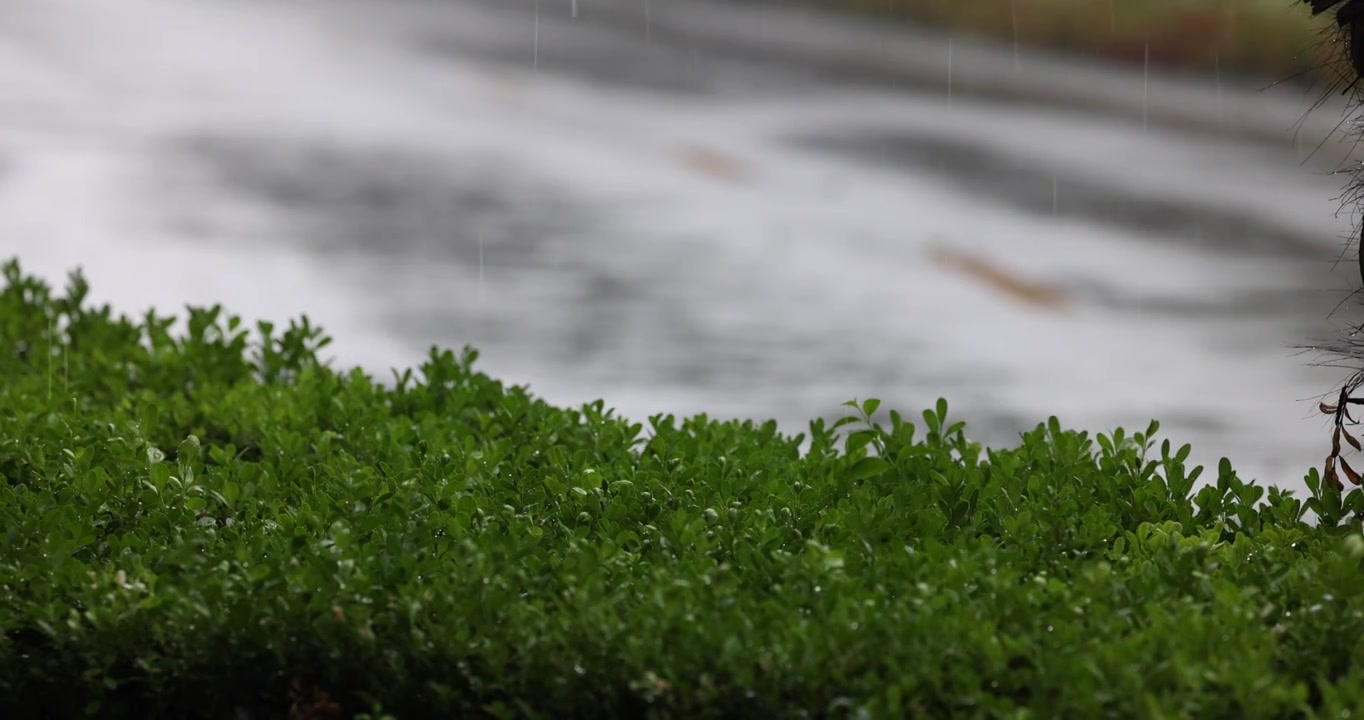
top-left (3, 0), bottom-right (1363, 496)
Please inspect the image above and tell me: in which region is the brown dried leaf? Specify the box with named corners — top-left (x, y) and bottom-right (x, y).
top-left (1346, 427), bottom-right (1363, 452)
top-left (928, 245), bottom-right (1069, 311)
top-left (1343, 458), bottom-right (1363, 486)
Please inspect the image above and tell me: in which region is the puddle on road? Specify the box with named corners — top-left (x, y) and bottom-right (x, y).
top-left (167, 134), bottom-right (593, 269)
top-left (789, 128), bottom-right (1332, 260)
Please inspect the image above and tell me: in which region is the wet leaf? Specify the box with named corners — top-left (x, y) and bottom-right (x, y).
top-left (846, 457), bottom-right (889, 481)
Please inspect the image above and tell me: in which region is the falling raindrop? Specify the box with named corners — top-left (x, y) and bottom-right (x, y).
top-left (947, 38), bottom-right (953, 107)
top-left (1052, 177), bottom-right (1058, 217)
top-left (1143, 43), bottom-right (1150, 133)
top-left (1011, 0), bottom-right (1020, 73)
top-left (1213, 51), bottom-right (1223, 125)
top-left (478, 229), bottom-right (485, 309)
top-left (645, 0), bottom-right (652, 44)
top-left (534, 0), bottom-right (540, 72)
top-left (572, 0), bottom-right (578, 18)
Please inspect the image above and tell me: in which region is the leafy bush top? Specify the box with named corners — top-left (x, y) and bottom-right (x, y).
top-left (1, 259), bottom-right (1363, 719)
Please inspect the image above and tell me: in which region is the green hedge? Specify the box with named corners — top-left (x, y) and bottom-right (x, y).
top-left (3, 258), bottom-right (1364, 718)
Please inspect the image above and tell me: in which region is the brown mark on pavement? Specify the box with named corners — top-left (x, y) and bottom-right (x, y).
top-left (928, 243), bottom-right (1069, 310)
top-left (676, 144), bottom-right (747, 182)
top-left (478, 67), bottom-right (531, 105)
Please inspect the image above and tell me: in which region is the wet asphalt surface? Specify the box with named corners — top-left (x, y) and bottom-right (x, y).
top-left (4, 0), bottom-right (1364, 494)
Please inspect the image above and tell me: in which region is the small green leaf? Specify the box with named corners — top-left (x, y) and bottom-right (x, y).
top-left (832, 415), bottom-right (863, 430)
top-left (847, 457), bottom-right (889, 481)
top-left (845, 429), bottom-right (879, 455)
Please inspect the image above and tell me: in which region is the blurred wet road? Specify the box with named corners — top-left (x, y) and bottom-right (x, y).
top-left (2, 0), bottom-right (1360, 494)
